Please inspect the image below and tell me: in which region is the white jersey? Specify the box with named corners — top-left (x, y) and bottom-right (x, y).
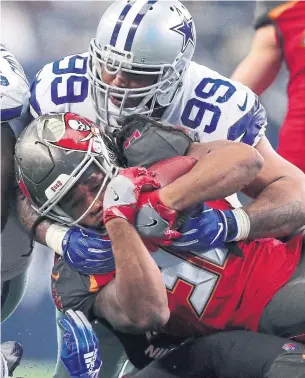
top-left (30, 53), bottom-right (268, 208)
top-left (163, 61), bottom-right (267, 147)
top-left (30, 53), bottom-right (267, 146)
top-left (30, 53), bottom-right (95, 120)
top-left (0, 46), bottom-right (32, 282)
top-left (0, 45), bottom-right (30, 138)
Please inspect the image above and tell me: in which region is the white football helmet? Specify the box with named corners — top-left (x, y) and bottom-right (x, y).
top-left (88, 0), bottom-right (196, 127)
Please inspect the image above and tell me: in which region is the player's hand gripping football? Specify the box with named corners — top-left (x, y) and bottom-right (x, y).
top-left (103, 167), bottom-right (160, 225)
top-left (135, 190), bottom-right (181, 246)
top-left (172, 202), bottom-right (242, 251)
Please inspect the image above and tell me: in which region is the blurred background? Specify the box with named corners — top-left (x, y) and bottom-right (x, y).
top-left (1, 1), bottom-right (288, 377)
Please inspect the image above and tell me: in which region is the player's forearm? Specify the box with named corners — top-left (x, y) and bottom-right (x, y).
top-left (231, 53), bottom-right (280, 96)
top-left (160, 143), bottom-right (263, 211)
top-left (231, 26), bottom-right (282, 96)
top-left (16, 189), bottom-right (51, 245)
top-left (105, 218), bottom-right (169, 330)
top-left (244, 177), bottom-right (305, 239)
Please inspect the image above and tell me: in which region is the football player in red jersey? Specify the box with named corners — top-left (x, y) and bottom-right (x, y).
top-left (232, 1), bottom-right (305, 172)
top-left (15, 113), bottom-right (305, 378)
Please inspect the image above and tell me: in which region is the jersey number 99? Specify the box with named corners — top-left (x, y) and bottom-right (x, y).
top-left (51, 55), bottom-right (89, 105)
top-left (181, 78), bottom-right (236, 133)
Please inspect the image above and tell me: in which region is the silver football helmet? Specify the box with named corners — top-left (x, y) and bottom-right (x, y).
top-left (15, 113), bottom-right (119, 226)
top-left (88, 0), bottom-right (196, 127)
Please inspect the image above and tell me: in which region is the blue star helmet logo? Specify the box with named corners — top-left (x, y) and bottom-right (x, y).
top-left (170, 8), bottom-right (195, 53)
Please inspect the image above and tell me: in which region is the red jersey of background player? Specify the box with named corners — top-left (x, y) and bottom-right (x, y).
top-left (255, 1), bottom-right (305, 171)
top-left (92, 198), bottom-right (303, 338)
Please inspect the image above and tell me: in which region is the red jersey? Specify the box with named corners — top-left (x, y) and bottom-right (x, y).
top-left (255, 1), bottom-right (305, 171)
top-left (91, 199), bottom-right (302, 338)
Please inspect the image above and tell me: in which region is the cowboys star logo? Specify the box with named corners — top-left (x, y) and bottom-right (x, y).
top-left (170, 7), bottom-right (195, 53)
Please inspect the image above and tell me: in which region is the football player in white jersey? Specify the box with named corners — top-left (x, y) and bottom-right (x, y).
top-left (27, 0), bottom-right (305, 241)
top-left (0, 45), bottom-right (31, 377)
top-left (16, 0), bottom-right (305, 376)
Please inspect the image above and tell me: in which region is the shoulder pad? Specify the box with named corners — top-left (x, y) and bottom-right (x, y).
top-left (0, 46), bottom-right (29, 122)
top-left (115, 115), bottom-right (196, 167)
top-left (29, 53), bottom-right (89, 118)
top-left (164, 62), bottom-right (266, 146)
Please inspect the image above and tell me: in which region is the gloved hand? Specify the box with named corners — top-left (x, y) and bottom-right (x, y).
top-left (172, 203), bottom-right (243, 251)
top-left (45, 224), bottom-right (115, 275)
top-left (47, 192), bottom-right (178, 275)
top-left (62, 227), bottom-right (115, 275)
top-left (103, 167), bottom-right (160, 224)
top-left (135, 190), bottom-right (181, 246)
top-left (59, 309), bottom-right (102, 378)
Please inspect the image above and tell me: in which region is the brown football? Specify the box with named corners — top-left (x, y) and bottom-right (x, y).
top-left (148, 156), bottom-right (197, 188)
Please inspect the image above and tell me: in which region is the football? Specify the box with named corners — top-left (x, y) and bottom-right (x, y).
top-left (147, 155), bottom-right (197, 188)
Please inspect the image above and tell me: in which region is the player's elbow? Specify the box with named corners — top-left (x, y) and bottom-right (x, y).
top-left (130, 305), bottom-right (170, 332)
top-left (248, 145), bottom-right (264, 172)
top-left (113, 305), bottom-right (170, 333)
top-left (113, 307), bottom-right (170, 334)
top-left (236, 143), bottom-right (264, 180)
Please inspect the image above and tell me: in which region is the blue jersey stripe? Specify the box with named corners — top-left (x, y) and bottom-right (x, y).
top-left (1, 105), bottom-right (23, 121)
top-left (241, 99), bottom-right (266, 145)
top-left (227, 97), bottom-right (266, 146)
top-left (110, 3), bottom-right (133, 47)
top-left (124, 0), bottom-right (157, 51)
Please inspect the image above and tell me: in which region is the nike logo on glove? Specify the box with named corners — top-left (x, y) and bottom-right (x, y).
top-left (138, 217), bottom-right (158, 227)
top-left (110, 187), bottom-right (119, 201)
top-left (210, 223), bottom-right (224, 245)
top-left (238, 93), bottom-right (248, 111)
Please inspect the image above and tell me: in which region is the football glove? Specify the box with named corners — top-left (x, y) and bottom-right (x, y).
top-left (172, 203), bottom-right (249, 251)
top-left (59, 309), bottom-right (102, 378)
top-left (62, 227), bottom-right (115, 275)
top-left (103, 167), bottom-right (160, 224)
top-left (135, 190), bottom-right (181, 246)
